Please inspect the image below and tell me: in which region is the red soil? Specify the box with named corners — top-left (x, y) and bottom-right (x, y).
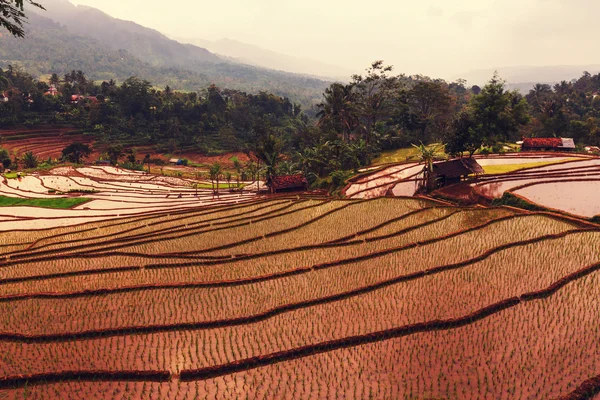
top-left (0, 127), bottom-right (249, 167)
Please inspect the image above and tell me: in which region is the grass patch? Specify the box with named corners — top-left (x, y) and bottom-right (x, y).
top-left (491, 192), bottom-right (547, 212)
top-left (482, 159), bottom-right (578, 175)
top-left (0, 196), bottom-right (90, 209)
top-left (372, 144), bottom-right (445, 165)
top-left (3, 172), bottom-right (23, 179)
top-left (195, 183), bottom-right (245, 189)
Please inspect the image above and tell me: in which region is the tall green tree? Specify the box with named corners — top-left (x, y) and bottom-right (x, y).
top-left (255, 134), bottom-right (283, 193)
top-left (106, 144), bottom-right (124, 165)
top-left (351, 61), bottom-right (397, 144)
top-left (232, 157), bottom-right (242, 189)
top-left (316, 83), bottom-right (357, 142)
top-left (470, 73), bottom-right (530, 144)
top-left (209, 162), bottom-right (222, 195)
top-left (62, 143), bottom-right (91, 164)
top-left (22, 151), bottom-right (38, 168)
top-left (445, 110), bottom-right (482, 157)
top-left (407, 80), bottom-right (453, 141)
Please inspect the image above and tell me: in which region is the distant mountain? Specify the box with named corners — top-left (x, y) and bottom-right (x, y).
top-left (30, 0), bottom-right (222, 67)
top-left (178, 37), bottom-right (352, 81)
top-left (6, 0), bottom-right (331, 106)
top-left (457, 65), bottom-right (600, 93)
top-left (0, 13), bottom-right (213, 88)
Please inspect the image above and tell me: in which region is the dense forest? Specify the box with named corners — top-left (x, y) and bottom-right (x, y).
top-left (2, 61), bottom-right (600, 189)
top-left (0, 12), bottom-right (330, 109)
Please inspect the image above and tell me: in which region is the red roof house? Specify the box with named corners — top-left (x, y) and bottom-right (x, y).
top-left (521, 138), bottom-right (575, 151)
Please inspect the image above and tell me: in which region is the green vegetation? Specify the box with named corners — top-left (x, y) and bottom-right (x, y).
top-left (482, 160), bottom-right (577, 175)
top-left (372, 144), bottom-right (445, 164)
top-left (3, 56), bottom-right (600, 194)
top-left (195, 182), bottom-right (243, 190)
top-left (0, 0), bottom-right (44, 37)
top-left (3, 172), bottom-right (21, 179)
top-left (491, 192), bottom-right (547, 212)
top-left (0, 11), bottom-right (327, 107)
top-left (0, 196), bottom-right (90, 208)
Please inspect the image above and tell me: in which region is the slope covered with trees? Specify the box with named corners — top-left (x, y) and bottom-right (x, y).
top-left (3, 58), bottom-right (600, 193)
top-left (0, 12), bottom-right (330, 108)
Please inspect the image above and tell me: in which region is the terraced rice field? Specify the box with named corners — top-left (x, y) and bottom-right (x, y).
top-left (0, 165), bottom-right (259, 230)
top-left (0, 194), bottom-right (598, 399)
top-left (346, 153), bottom-right (600, 219)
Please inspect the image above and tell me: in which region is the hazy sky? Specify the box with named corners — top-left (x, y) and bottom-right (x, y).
top-left (68, 0), bottom-right (600, 79)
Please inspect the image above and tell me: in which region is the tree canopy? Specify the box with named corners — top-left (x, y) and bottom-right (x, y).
top-left (0, 0), bottom-right (44, 37)
top-left (62, 143), bottom-right (92, 164)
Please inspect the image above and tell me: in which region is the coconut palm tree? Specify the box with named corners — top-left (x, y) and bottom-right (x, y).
top-left (22, 151), bottom-right (38, 169)
top-left (316, 83), bottom-right (357, 142)
top-left (256, 135), bottom-right (283, 194)
top-left (276, 161), bottom-right (301, 176)
top-left (224, 171), bottom-right (232, 191)
top-left (232, 157), bottom-right (242, 190)
top-left (209, 162), bottom-right (222, 196)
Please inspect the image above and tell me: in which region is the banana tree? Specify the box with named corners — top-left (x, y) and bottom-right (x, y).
top-left (412, 142), bottom-right (445, 192)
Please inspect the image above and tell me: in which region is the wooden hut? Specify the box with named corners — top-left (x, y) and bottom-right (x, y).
top-left (431, 158), bottom-right (484, 188)
top-left (266, 174), bottom-right (308, 193)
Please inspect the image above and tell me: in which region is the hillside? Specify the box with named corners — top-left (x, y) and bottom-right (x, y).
top-left (179, 37), bottom-right (352, 80)
top-left (1, 3), bottom-right (330, 107)
top-left (0, 13), bottom-right (213, 88)
top-left (29, 0), bottom-right (222, 68)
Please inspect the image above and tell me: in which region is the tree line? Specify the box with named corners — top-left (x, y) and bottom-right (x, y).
top-left (2, 62), bottom-right (600, 190)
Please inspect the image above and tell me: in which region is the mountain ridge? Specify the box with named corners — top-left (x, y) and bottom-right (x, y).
top-left (178, 37), bottom-right (352, 81)
top-left (3, 1), bottom-right (332, 107)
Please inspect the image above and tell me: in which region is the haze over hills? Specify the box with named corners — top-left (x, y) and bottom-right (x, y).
top-left (178, 37), bottom-right (352, 81)
top-left (0, 0), bottom-right (332, 107)
top-left (6, 0), bottom-right (600, 101)
top-left (457, 65), bottom-right (600, 93)
top-left (29, 0), bottom-right (222, 67)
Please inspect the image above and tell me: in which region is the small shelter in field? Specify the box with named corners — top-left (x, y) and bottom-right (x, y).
top-left (521, 137), bottom-right (576, 151)
top-left (431, 158), bottom-right (484, 188)
top-left (266, 174), bottom-right (308, 193)
top-left (169, 158), bottom-right (184, 165)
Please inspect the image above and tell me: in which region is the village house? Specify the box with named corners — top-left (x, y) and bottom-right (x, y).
top-left (521, 137), bottom-right (576, 151)
top-left (266, 174), bottom-right (308, 193)
top-left (44, 85), bottom-right (59, 96)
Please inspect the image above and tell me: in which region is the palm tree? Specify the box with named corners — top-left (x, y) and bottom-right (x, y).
top-left (49, 73), bottom-right (60, 86)
top-left (224, 171), bottom-right (232, 191)
top-left (316, 83), bottom-right (357, 142)
top-left (22, 151), bottom-right (38, 169)
top-left (245, 161), bottom-right (259, 192)
top-left (143, 154), bottom-right (151, 173)
top-left (209, 162), bottom-right (222, 196)
top-left (277, 160), bottom-right (302, 176)
top-left (232, 157), bottom-right (242, 190)
top-left (256, 135), bottom-right (283, 194)
top-left (194, 170), bottom-right (203, 196)
top-left (412, 142), bottom-right (445, 192)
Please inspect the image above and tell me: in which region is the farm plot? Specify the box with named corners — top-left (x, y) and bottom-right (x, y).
top-left (0, 195), bottom-right (597, 398)
top-left (0, 165), bottom-right (261, 230)
top-left (514, 180), bottom-right (600, 217)
top-left (0, 206), bottom-right (515, 290)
